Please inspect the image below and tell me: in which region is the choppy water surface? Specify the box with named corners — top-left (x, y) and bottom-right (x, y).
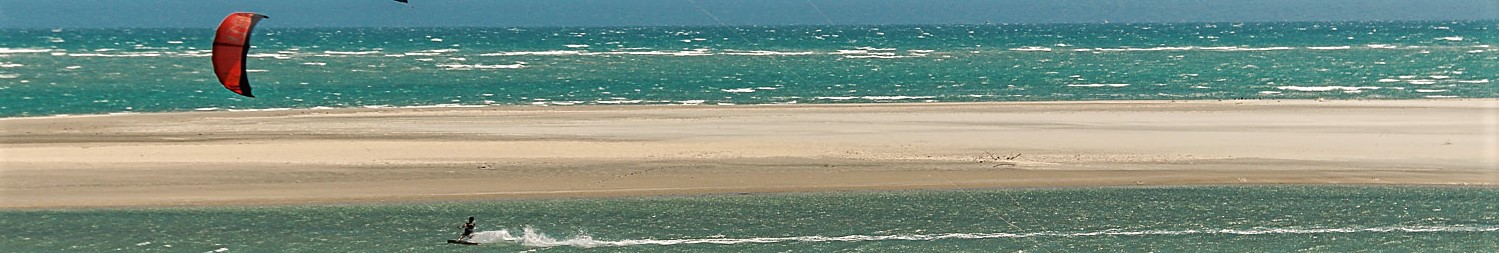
top-left (3, 186), bottom-right (1497, 252)
top-left (1, 21), bottom-right (1495, 117)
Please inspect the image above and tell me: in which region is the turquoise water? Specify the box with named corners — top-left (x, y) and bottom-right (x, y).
top-left (3, 186), bottom-right (1497, 252)
top-left (2, 21), bottom-right (1496, 117)
top-left (4, 22), bottom-right (1497, 252)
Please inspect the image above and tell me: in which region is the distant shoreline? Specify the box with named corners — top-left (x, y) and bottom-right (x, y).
top-left (4, 99), bottom-right (1496, 209)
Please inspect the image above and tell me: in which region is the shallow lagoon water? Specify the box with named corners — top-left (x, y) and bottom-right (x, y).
top-left (3, 186), bottom-right (1497, 252)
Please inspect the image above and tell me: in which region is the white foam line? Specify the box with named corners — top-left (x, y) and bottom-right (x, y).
top-left (1275, 86), bottom-right (1381, 92)
top-left (437, 63), bottom-right (525, 69)
top-left (1009, 46), bottom-right (1053, 52)
top-left (814, 96), bottom-right (936, 100)
top-left (322, 50), bottom-right (382, 55)
top-left (1067, 84), bottom-right (1131, 87)
top-left (479, 50), bottom-right (587, 56)
top-left (67, 53), bottom-right (163, 57)
top-left (721, 50), bottom-right (818, 56)
top-left (472, 225), bottom-right (1499, 248)
top-left (0, 48), bottom-right (52, 54)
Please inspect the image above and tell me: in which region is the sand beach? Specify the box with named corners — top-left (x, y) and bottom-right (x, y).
top-left (2, 100), bottom-right (1496, 208)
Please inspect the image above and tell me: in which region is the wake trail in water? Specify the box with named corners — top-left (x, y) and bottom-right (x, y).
top-left (468, 225), bottom-right (1499, 248)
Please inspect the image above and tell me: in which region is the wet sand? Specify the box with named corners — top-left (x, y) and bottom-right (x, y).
top-left (2, 100), bottom-right (1496, 208)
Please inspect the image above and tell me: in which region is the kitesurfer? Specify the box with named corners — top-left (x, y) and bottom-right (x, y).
top-left (457, 217), bottom-right (476, 241)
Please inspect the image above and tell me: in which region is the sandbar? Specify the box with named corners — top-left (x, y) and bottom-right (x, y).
top-left (2, 100), bottom-right (1496, 208)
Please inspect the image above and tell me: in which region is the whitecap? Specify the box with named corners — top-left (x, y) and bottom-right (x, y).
top-left (322, 50), bottom-right (381, 55)
top-left (479, 50), bottom-right (586, 56)
top-left (721, 50), bottom-right (817, 56)
top-left (437, 63), bottom-right (525, 69)
top-left (1435, 36), bottom-right (1464, 42)
top-left (1414, 89), bottom-right (1449, 93)
top-left (0, 62), bottom-right (22, 68)
top-left (606, 50), bottom-right (712, 56)
top-left (721, 88), bottom-right (756, 93)
top-left (1456, 79), bottom-right (1490, 84)
top-left (823, 96), bottom-right (936, 100)
top-left (247, 53), bottom-right (288, 58)
top-left (1009, 46), bottom-right (1053, 52)
top-left (68, 52), bottom-right (163, 57)
top-left (1205, 47), bottom-right (1294, 52)
top-left (226, 108), bottom-right (294, 112)
top-left (1099, 47), bottom-right (1194, 52)
top-left (595, 100), bottom-right (643, 104)
top-left (1275, 86), bottom-right (1381, 92)
top-left (1307, 46), bottom-right (1352, 50)
top-left (1067, 84), bottom-right (1130, 87)
top-left (0, 74), bottom-right (18, 79)
top-left (564, 44), bottom-right (589, 48)
top-left (1407, 80), bottom-right (1437, 85)
top-left (842, 55), bottom-right (915, 59)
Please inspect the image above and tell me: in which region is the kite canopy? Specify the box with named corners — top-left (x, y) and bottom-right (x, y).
top-left (395, 0), bottom-right (408, 3)
top-left (212, 12), bottom-right (268, 98)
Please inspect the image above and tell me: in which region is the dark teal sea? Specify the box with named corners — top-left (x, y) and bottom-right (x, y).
top-left (2, 186), bottom-right (1497, 252)
top-left (1, 21), bottom-right (1495, 117)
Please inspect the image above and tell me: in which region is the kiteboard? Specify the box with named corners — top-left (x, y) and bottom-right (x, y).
top-left (447, 239), bottom-right (479, 245)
